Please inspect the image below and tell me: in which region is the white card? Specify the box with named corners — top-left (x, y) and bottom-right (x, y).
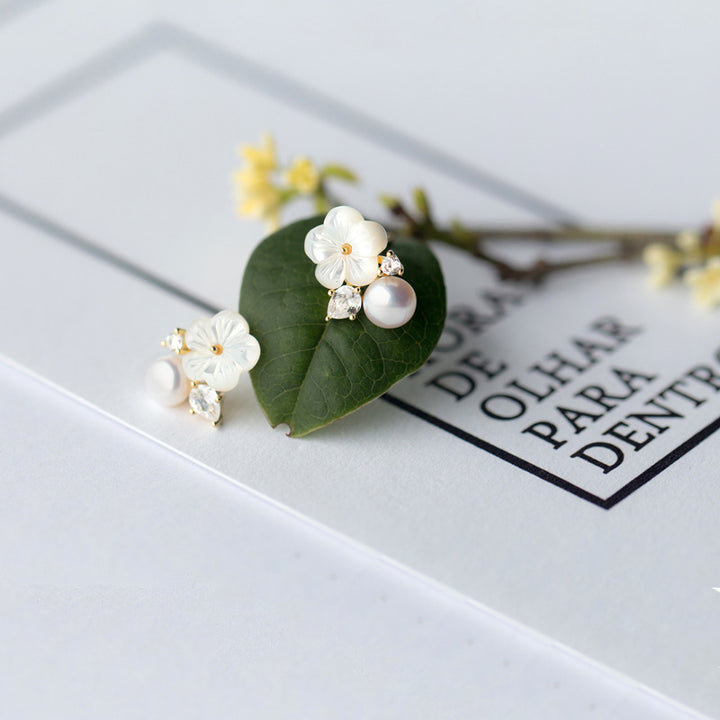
top-left (0, 24), bottom-right (718, 717)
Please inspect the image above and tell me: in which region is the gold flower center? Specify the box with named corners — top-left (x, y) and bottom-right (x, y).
top-left (340, 243), bottom-right (352, 255)
top-left (210, 344), bottom-right (223, 355)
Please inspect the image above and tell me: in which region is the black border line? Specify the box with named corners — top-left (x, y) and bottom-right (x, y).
top-left (381, 395), bottom-right (607, 507)
top-left (0, 22), bottom-right (714, 509)
top-left (602, 413), bottom-right (720, 508)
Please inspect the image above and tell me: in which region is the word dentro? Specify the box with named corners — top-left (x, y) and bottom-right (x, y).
top-left (425, 316), bottom-right (720, 473)
top-left (553, 360), bottom-right (720, 474)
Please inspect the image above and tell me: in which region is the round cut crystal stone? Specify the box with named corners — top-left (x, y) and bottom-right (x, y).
top-left (327, 285), bottom-right (362, 320)
top-left (165, 330), bottom-right (186, 353)
top-left (189, 384), bottom-right (222, 424)
top-left (380, 250), bottom-right (403, 276)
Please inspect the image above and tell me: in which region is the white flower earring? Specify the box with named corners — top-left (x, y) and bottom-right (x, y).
top-left (146, 309), bottom-right (261, 426)
top-left (304, 206), bottom-right (417, 328)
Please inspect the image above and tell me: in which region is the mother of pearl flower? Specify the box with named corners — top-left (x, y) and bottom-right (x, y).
top-left (304, 206), bottom-right (388, 289)
top-left (181, 310), bottom-right (261, 392)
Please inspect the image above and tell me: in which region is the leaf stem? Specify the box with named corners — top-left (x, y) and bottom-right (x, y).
top-left (440, 225), bottom-right (678, 244)
top-left (382, 198), bottom-right (679, 284)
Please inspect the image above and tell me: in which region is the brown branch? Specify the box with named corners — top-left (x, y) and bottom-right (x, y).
top-left (382, 198), bottom-right (661, 284)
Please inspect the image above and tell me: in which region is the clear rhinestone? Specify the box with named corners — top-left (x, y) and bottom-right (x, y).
top-left (327, 285), bottom-right (362, 320)
top-left (165, 330), bottom-right (186, 353)
top-left (380, 250), bottom-right (404, 276)
top-left (189, 384), bottom-right (222, 424)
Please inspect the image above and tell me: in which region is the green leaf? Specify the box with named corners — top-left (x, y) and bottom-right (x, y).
top-left (240, 216), bottom-right (446, 436)
top-left (378, 193), bottom-right (401, 210)
top-left (320, 164), bottom-right (358, 183)
top-left (412, 186), bottom-right (431, 219)
top-left (313, 193), bottom-right (330, 214)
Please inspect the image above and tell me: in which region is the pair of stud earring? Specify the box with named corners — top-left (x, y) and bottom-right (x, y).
top-left (146, 206), bottom-right (416, 425)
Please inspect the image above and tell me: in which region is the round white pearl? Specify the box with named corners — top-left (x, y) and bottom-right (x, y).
top-left (145, 355), bottom-right (191, 406)
top-left (363, 276), bottom-right (417, 329)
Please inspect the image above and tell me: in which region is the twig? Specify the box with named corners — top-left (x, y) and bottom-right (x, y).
top-left (383, 198), bottom-right (678, 284)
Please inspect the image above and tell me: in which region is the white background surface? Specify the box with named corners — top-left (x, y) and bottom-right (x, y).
top-left (1, 1), bottom-right (718, 718)
top-left (0, 361), bottom-right (697, 719)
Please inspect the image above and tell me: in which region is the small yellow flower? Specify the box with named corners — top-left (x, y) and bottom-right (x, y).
top-left (235, 166), bottom-right (271, 192)
top-left (285, 156), bottom-right (320, 194)
top-left (238, 181), bottom-right (281, 230)
top-left (685, 257), bottom-right (720, 308)
top-left (239, 133), bottom-right (277, 172)
top-left (234, 134), bottom-right (282, 230)
top-left (676, 230), bottom-right (700, 254)
top-left (642, 243), bottom-right (681, 288)
top-left (675, 229), bottom-right (702, 266)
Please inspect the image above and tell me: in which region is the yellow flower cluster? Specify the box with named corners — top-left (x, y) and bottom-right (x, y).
top-left (643, 198), bottom-right (720, 308)
top-left (285, 156), bottom-right (320, 195)
top-left (234, 134), bottom-right (282, 230)
top-left (685, 258), bottom-right (720, 308)
top-left (642, 242), bottom-right (684, 288)
top-left (234, 134), bottom-right (325, 231)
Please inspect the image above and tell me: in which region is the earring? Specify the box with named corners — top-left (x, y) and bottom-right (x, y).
top-left (145, 309), bottom-right (261, 426)
top-left (304, 206), bottom-right (417, 328)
